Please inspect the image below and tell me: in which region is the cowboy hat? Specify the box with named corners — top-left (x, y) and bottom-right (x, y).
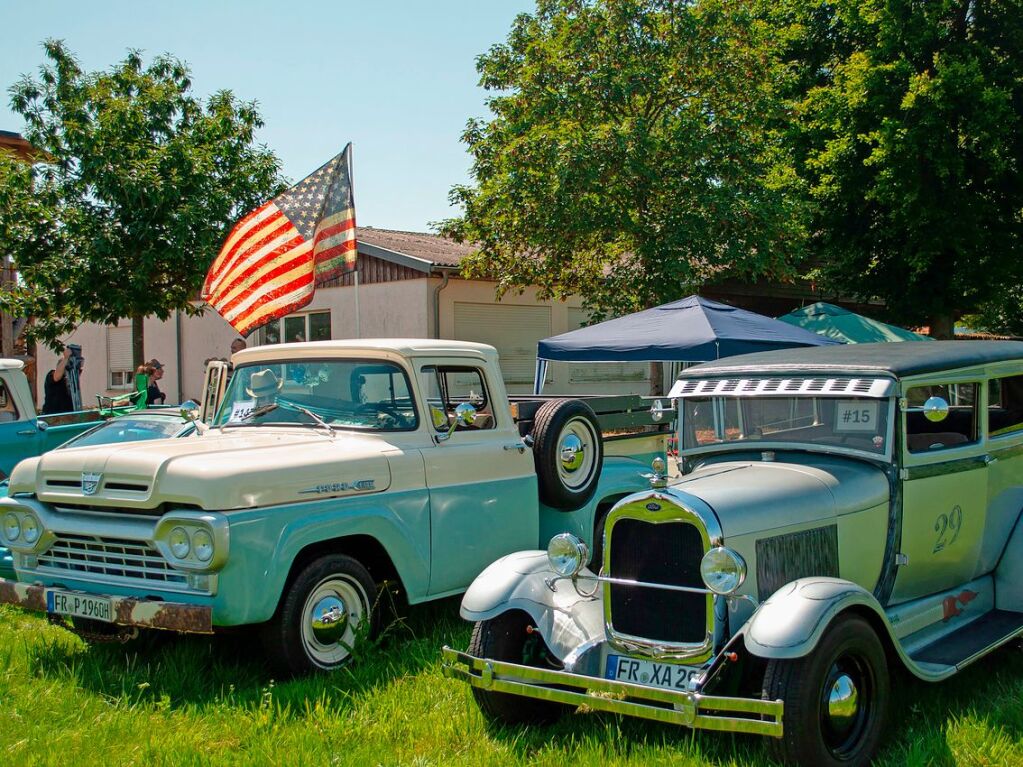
top-left (245, 368), bottom-right (283, 399)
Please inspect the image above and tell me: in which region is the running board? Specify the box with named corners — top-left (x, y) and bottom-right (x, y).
top-left (908, 609), bottom-right (1023, 671)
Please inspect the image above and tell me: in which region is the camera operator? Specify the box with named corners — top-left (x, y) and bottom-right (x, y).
top-left (42, 346), bottom-right (81, 414)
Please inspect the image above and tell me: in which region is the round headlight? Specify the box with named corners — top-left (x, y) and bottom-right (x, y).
top-left (21, 515), bottom-right (40, 544)
top-left (3, 513), bottom-right (21, 542)
top-left (169, 526), bottom-right (191, 559)
top-left (192, 529), bottom-right (214, 562)
top-left (547, 532), bottom-right (588, 578)
top-left (700, 547), bottom-right (747, 595)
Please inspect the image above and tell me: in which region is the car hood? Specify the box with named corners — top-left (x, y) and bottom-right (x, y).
top-left (668, 456), bottom-right (890, 538)
top-left (11, 428), bottom-right (394, 511)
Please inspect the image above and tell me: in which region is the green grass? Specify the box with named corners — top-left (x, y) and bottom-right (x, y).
top-left (3, 601), bottom-right (1023, 766)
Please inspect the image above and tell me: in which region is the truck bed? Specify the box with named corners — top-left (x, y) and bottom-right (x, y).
top-left (508, 395), bottom-right (669, 441)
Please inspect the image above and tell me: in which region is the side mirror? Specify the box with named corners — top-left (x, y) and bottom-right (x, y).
top-left (923, 396), bottom-right (950, 423)
top-left (649, 399), bottom-right (672, 423)
top-left (435, 402), bottom-right (478, 443)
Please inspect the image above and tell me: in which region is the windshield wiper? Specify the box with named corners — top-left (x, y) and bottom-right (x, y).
top-left (292, 404), bottom-right (336, 438)
top-left (221, 402), bottom-right (278, 428)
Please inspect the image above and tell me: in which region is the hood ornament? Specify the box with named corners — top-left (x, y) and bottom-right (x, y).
top-left (81, 472), bottom-right (102, 496)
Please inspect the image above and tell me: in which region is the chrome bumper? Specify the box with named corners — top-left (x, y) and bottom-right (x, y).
top-left (442, 646), bottom-right (783, 737)
top-left (0, 578), bottom-right (213, 634)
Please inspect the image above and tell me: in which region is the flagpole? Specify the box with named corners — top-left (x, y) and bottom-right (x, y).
top-left (348, 143), bottom-right (361, 338)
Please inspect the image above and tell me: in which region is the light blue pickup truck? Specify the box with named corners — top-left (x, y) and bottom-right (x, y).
top-left (0, 340), bottom-right (666, 676)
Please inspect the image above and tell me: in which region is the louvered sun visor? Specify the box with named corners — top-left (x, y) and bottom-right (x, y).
top-left (667, 376), bottom-right (896, 399)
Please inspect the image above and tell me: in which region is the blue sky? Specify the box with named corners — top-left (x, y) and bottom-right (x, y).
top-left (0, 1), bottom-right (534, 231)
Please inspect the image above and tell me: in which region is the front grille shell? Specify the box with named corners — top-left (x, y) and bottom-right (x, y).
top-left (36, 533), bottom-right (192, 591)
top-left (602, 491), bottom-right (719, 662)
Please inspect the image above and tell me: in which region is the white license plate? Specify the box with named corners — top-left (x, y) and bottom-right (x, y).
top-left (605, 654), bottom-right (702, 690)
top-left (46, 589), bottom-right (113, 622)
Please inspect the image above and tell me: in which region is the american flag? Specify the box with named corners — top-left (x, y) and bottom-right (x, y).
top-left (202, 144), bottom-right (357, 336)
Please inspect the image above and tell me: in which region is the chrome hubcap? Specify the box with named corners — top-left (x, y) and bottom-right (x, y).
top-left (560, 434), bottom-right (584, 472)
top-left (827, 673), bottom-right (859, 734)
top-left (300, 575), bottom-right (367, 668)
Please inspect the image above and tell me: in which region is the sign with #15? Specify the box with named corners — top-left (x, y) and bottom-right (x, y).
top-left (834, 400), bottom-right (879, 432)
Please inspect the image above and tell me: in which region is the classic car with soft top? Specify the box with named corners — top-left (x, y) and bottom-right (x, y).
top-left (0, 339), bottom-right (665, 675)
top-left (444, 341), bottom-right (1023, 767)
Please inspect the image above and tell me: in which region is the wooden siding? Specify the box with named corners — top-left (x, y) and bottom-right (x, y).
top-left (319, 252), bottom-right (425, 288)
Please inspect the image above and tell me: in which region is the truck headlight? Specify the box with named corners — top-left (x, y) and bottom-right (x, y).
top-left (547, 533), bottom-right (588, 578)
top-left (169, 527), bottom-right (191, 559)
top-left (192, 529), bottom-right (214, 562)
top-left (700, 547), bottom-right (747, 595)
top-left (21, 515), bottom-right (39, 544)
top-left (3, 513), bottom-right (21, 543)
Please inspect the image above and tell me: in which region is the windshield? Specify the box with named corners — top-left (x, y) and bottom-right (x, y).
top-left (61, 413), bottom-right (189, 449)
top-left (216, 359), bottom-right (418, 432)
top-left (681, 395), bottom-right (892, 456)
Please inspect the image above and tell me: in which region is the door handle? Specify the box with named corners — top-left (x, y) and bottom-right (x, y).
top-left (17, 429), bottom-right (36, 436)
top-left (503, 442), bottom-right (527, 454)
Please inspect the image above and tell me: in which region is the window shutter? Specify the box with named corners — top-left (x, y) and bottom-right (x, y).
top-left (107, 325), bottom-right (132, 371)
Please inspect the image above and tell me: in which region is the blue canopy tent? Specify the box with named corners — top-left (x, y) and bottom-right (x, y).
top-left (534, 295), bottom-right (840, 393)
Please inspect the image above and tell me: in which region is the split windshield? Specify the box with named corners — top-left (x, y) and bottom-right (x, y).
top-left (681, 395), bottom-right (891, 456)
top-left (216, 359), bottom-right (418, 432)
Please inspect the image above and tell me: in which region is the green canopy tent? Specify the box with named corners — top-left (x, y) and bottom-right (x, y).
top-left (777, 302), bottom-right (932, 344)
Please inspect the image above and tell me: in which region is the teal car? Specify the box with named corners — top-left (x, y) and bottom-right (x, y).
top-left (0, 409), bottom-right (193, 580)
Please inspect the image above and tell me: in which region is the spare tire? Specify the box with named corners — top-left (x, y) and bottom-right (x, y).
top-left (532, 399), bottom-right (603, 510)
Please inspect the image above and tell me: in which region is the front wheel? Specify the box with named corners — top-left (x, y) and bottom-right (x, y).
top-left (763, 613), bottom-right (889, 767)
top-left (467, 610), bottom-right (571, 725)
top-left (262, 554), bottom-right (377, 676)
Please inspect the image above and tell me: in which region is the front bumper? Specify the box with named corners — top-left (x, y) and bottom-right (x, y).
top-left (442, 646), bottom-right (783, 737)
top-left (0, 578), bottom-right (213, 633)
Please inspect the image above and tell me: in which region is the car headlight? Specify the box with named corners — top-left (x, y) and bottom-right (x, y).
top-left (169, 526), bottom-right (191, 559)
top-left (21, 515), bottom-right (39, 544)
top-left (547, 532), bottom-right (589, 578)
top-left (192, 529), bottom-right (214, 562)
top-left (3, 513), bottom-right (21, 543)
top-left (700, 546), bottom-right (746, 595)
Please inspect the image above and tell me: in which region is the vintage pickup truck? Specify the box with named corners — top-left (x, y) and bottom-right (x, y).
top-left (0, 359), bottom-right (105, 480)
top-left (444, 341), bottom-right (1023, 767)
top-left (0, 339), bottom-right (664, 675)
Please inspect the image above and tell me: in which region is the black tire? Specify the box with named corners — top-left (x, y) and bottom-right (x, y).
top-left (261, 554), bottom-right (378, 677)
top-left (763, 613), bottom-right (889, 767)
top-left (531, 399), bottom-right (603, 510)
top-left (589, 503), bottom-right (612, 571)
top-left (467, 610), bottom-right (571, 725)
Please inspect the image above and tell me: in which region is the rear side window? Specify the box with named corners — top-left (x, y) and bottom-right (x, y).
top-left (421, 366), bottom-right (496, 431)
top-left (0, 380), bottom-right (18, 422)
top-left (989, 375), bottom-right (1023, 438)
top-left (905, 383), bottom-right (978, 453)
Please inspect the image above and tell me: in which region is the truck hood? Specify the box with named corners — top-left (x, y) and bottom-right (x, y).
top-left (16, 429), bottom-right (395, 511)
top-left (668, 456), bottom-right (890, 538)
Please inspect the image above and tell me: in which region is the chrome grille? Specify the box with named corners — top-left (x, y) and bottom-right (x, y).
top-left (608, 518), bottom-right (706, 644)
top-left (37, 534), bottom-right (187, 588)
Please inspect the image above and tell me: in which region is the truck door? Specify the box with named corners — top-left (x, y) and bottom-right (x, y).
top-left (891, 382), bottom-right (988, 604)
top-left (0, 371), bottom-right (40, 478)
top-left (420, 363), bottom-right (537, 595)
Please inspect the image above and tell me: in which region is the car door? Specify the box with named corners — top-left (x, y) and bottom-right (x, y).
top-left (891, 381), bottom-right (989, 604)
top-left (420, 361), bottom-right (538, 596)
top-left (0, 374), bottom-right (40, 478)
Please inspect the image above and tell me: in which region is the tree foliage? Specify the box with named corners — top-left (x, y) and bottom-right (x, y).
top-left (773, 0), bottom-right (1023, 337)
top-left (2, 41), bottom-right (284, 358)
top-left (440, 0), bottom-right (808, 319)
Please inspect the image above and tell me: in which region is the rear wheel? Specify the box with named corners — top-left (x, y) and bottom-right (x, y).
top-left (763, 613), bottom-right (889, 766)
top-left (262, 554), bottom-right (377, 676)
top-left (467, 610), bottom-right (571, 725)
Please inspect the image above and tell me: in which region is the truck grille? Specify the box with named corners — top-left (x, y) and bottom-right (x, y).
top-left (607, 517), bottom-right (707, 644)
top-left (37, 534), bottom-right (188, 589)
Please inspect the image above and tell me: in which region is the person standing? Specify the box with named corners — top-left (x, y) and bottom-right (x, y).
top-left (42, 346), bottom-right (78, 414)
top-left (230, 338), bottom-right (246, 356)
top-left (147, 359), bottom-right (167, 405)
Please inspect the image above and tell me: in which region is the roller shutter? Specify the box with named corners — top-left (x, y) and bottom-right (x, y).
top-left (453, 302), bottom-right (551, 389)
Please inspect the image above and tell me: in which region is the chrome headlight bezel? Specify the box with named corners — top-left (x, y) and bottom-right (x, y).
top-left (547, 532), bottom-right (589, 578)
top-left (700, 546), bottom-right (747, 595)
top-left (153, 512), bottom-right (229, 572)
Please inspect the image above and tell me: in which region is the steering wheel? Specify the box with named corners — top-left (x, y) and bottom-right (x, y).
top-left (356, 403), bottom-right (402, 423)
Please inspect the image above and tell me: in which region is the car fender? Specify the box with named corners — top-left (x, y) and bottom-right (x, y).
top-left (460, 550), bottom-right (605, 663)
top-left (742, 577), bottom-right (889, 660)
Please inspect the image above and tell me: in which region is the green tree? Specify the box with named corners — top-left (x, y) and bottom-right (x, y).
top-left (3, 40), bottom-right (284, 363)
top-left (773, 0), bottom-right (1023, 338)
top-left (439, 0), bottom-right (808, 322)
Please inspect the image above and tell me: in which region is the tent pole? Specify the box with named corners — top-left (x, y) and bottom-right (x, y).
top-left (533, 359), bottom-right (548, 395)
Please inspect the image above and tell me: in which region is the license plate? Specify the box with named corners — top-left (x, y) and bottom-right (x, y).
top-left (605, 654), bottom-right (702, 691)
top-left (46, 589), bottom-right (113, 622)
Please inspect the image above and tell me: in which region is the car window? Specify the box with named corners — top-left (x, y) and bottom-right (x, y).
top-left (421, 365), bottom-right (496, 432)
top-left (0, 380), bottom-right (18, 422)
top-left (905, 383), bottom-right (978, 453)
top-left (988, 375), bottom-right (1023, 438)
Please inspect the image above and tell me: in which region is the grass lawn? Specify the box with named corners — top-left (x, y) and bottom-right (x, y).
top-left (3, 600), bottom-right (1023, 766)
